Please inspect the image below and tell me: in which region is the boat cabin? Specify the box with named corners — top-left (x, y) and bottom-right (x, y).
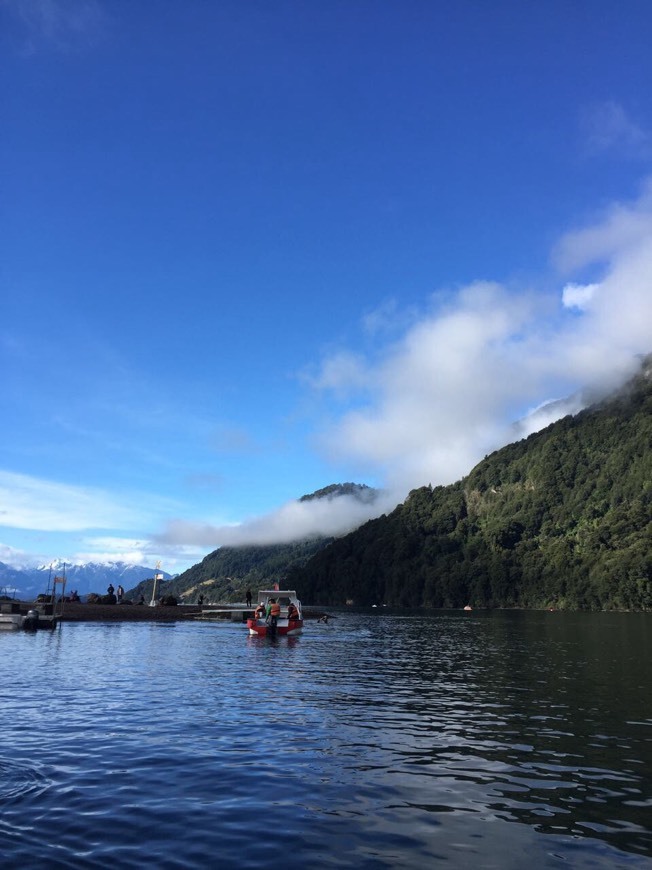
top-left (255, 589), bottom-right (302, 618)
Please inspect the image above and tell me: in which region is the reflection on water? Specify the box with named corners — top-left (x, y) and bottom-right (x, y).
top-left (1, 610), bottom-right (651, 868)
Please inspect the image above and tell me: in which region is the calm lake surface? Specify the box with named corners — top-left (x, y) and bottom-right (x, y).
top-left (1, 610), bottom-right (651, 869)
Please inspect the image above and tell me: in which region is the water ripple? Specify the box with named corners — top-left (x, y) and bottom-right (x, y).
top-left (1, 612), bottom-right (651, 867)
top-left (0, 757), bottom-right (51, 802)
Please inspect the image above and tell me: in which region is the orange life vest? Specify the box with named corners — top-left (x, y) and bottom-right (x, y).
top-left (270, 602), bottom-right (281, 617)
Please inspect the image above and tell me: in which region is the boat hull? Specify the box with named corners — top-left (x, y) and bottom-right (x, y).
top-left (0, 613), bottom-right (57, 631)
top-left (247, 618), bottom-right (303, 637)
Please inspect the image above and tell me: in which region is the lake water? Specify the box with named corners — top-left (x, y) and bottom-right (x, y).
top-left (1, 610), bottom-right (651, 869)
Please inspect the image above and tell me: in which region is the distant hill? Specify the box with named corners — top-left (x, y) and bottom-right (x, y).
top-left (286, 356), bottom-right (652, 611)
top-left (142, 483), bottom-right (379, 603)
top-left (299, 482), bottom-right (377, 503)
top-left (0, 561), bottom-right (173, 601)
top-left (139, 539), bottom-right (335, 604)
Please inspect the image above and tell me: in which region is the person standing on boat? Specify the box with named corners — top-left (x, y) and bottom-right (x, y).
top-left (107, 583), bottom-right (115, 597)
top-left (266, 598), bottom-right (281, 634)
top-left (116, 585), bottom-right (124, 604)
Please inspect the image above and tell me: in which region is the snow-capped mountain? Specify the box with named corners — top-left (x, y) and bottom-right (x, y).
top-left (0, 560), bottom-right (173, 600)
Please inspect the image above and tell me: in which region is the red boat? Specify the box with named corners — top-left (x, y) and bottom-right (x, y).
top-left (247, 589), bottom-right (303, 637)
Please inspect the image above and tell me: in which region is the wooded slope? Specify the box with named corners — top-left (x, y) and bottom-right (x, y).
top-left (288, 359), bottom-right (652, 610)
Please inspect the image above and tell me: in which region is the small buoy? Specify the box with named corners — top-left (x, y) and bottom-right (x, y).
top-left (463, 605), bottom-right (472, 611)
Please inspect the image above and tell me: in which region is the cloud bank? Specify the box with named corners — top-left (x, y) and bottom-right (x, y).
top-left (157, 489), bottom-right (398, 551)
top-left (157, 179), bottom-right (652, 554)
top-left (4, 180), bottom-right (651, 563)
top-left (318, 179), bottom-right (652, 494)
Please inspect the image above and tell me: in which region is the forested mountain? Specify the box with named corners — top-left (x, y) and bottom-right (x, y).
top-left (130, 483), bottom-right (376, 603)
top-left (299, 483), bottom-right (377, 503)
top-left (142, 538), bottom-right (335, 604)
top-left (287, 356), bottom-right (652, 610)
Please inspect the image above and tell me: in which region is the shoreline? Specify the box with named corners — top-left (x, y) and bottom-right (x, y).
top-left (53, 602), bottom-right (203, 622)
top-left (5, 601), bottom-right (330, 623)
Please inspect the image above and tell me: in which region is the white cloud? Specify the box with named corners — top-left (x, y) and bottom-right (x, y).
top-left (513, 393), bottom-right (587, 440)
top-left (303, 351), bottom-right (370, 398)
top-left (362, 298), bottom-right (400, 335)
top-left (310, 182), bottom-right (652, 496)
top-left (554, 179), bottom-right (652, 273)
top-left (0, 470), bottom-right (150, 532)
top-left (562, 282), bottom-right (599, 310)
top-left (582, 101), bottom-right (651, 159)
top-left (76, 537), bottom-right (149, 558)
top-left (5, 0), bottom-right (107, 53)
top-left (71, 550), bottom-right (147, 565)
top-left (551, 180), bottom-right (652, 379)
top-left (157, 490), bottom-right (397, 550)
top-left (56, 537), bottom-right (204, 574)
top-left (0, 541), bottom-right (37, 568)
top-left (313, 281), bottom-right (543, 493)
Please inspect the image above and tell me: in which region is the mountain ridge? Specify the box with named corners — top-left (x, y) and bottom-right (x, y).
top-left (128, 482), bottom-right (377, 603)
top-left (4, 363), bottom-right (651, 609)
top-left (0, 561), bottom-right (173, 600)
top-left (286, 355), bottom-right (652, 610)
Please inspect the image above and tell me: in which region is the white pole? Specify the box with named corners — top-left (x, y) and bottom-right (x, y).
top-left (149, 567), bottom-right (163, 606)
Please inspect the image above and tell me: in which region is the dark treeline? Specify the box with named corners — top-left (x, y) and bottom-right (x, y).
top-left (287, 358), bottom-right (652, 610)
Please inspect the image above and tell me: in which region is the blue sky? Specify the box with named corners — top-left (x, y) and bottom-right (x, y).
top-left (2, 0), bottom-right (652, 573)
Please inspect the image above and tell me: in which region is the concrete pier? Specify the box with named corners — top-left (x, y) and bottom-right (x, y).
top-left (195, 607), bottom-right (254, 622)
